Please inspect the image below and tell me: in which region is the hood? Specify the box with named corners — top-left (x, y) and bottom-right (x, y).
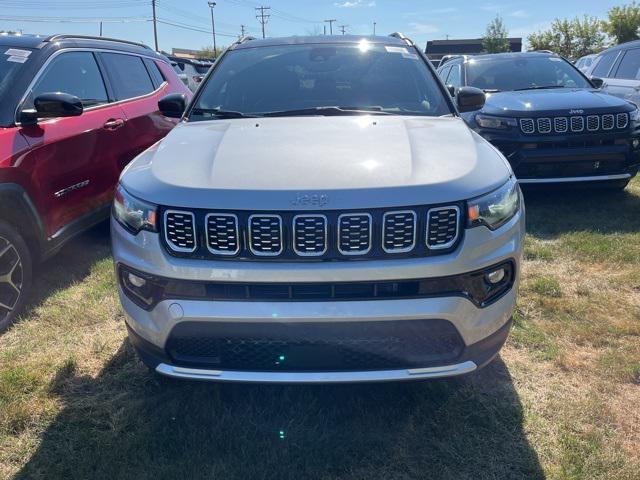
top-left (120, 116), bottom-right (511, 210)
top-left (481, 88), bottom-right (635, 116)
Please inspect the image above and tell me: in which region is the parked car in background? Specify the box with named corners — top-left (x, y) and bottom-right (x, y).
top-left (0, 33), bottom-right (191, 332)
top-left (167, 56), bottom-right (213, 91)
top-left (438, 52), bottom-right (639, 188)
top-left (587, 40), bottom-right (640, 109)
top-left (170, 60), bottom-right (189, 88)
top-left (113, 34), bottom-right (524, 383)
top-left (575, 53), bottom-right (596, 73)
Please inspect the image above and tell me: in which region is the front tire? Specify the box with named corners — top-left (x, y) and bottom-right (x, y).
top-left (0, 221), bottom-right (32, 334)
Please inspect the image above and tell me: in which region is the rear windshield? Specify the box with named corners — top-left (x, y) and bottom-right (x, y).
top-left (190, 42), bottom-right (451, 119)
top-left (466, 55), bottom-right (591, 91)
top-left (194, 64), bottom-right (211, 74)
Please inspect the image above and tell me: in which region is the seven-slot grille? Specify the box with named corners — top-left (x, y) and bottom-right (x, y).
top-left (162, 206), bottom-right (461, 259)
top-left (164, 211), bottom-right (196, 252)
top-left (520, 113), bottom-right (629, 134)
top-left (205, 214), bottom-right (239, 255)
top-left (427, 207), bottom-right (460, 249)
top-left (249, 215), bottom-right (283, 256)
top-left (382, 211), bottom-right (416, 253)
top-left (293, 215), bottom-right (327, 256)
top-left (338, 213), bottom-right (372, 255)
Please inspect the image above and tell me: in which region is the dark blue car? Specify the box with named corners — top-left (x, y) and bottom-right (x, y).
top-left (437, 52), bottom-right (640, 189)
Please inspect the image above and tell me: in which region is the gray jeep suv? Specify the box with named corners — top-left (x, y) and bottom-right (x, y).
top-left (111, 34), bottom-right (524, 383)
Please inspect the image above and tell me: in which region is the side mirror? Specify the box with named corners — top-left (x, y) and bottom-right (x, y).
top-left (159, 93), bottom-right (186, 118)
top-left (446, 84), bottom-right (456, 97)
top-left (456, 86), bottom-right (486, 113)
top-left (20, 92), bottom-right (83, 124)
top-left (590, 76), bottom-right (604, 89)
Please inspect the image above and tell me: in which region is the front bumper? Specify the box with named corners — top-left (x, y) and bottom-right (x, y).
top-left (481, 130), bottom-right (640, 183)
top-left (112, 208), bottom-right (524, 383)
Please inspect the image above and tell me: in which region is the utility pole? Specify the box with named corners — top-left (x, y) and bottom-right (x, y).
top-left (241, 24), bottom-right (246, 37)
top-left (99, 21), bottom-right (103, 37)
top-left (208, 1), bottom-right (217, 55)
top-left (151, 0), bottom-right (158, 51)
top-left (324, 19), bottom-right (336, 35)
top-left (255, 6), bottom-right (270, 39)
top-left (373, 21), bottom-right (376, 35)
top-left (323, 24), bottom-right (326, 35)
top-left (339, 24), bottom-right (347, 35)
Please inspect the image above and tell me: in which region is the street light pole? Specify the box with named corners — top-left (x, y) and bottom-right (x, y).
top-left (208, 1), bottom-right (217, 57)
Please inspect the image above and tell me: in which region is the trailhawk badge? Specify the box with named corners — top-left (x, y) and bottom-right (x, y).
top-left (291, 193), bottom-right (329, 207)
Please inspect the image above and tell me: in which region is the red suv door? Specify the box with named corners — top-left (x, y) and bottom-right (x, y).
top-left (98, 52), bottom-right (177, 177)
top-left (18, 51), bottom-right (128, 236)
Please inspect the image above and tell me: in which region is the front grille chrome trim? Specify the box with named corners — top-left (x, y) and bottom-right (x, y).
top-left (292, 214), bottom-right (328, 257)
top-left (248, 214), bottom-right (284, 257)
top-left (426, 206), bottom-right (461, 250)
top-left (164, 210), bottom-right (197, 253)
top-left (205, 213), bottom-right (240, 256)
top-left (382, 210), bottom-right (417, 254)
top-left (337, 213), bottom-right (373, 256)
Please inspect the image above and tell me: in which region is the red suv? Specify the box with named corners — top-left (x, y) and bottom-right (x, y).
top-left (0, 34), bottom-right (191, 331)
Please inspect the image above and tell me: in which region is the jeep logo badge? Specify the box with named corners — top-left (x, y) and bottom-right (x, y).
top-left (291, 193), bottom-right (329, 207)
top-left (569, 109), bottom-right (584, 115)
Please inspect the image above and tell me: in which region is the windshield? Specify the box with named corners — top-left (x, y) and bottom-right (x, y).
top-left (189, 42), bottom-right (451, 120)
top-left (466, 55), bottom-right (591, 91)
top-left (0, 46), bottom-right (31, 104)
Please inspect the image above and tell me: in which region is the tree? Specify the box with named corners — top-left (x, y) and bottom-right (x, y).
top-left (603, 2), bottom-right (640, 44)
top-left (482, 15), bottom-right (510, 53)
top-left (198, 45), bottom-right (225, 59)
top-left (527, 16), bottom-right (605, 58)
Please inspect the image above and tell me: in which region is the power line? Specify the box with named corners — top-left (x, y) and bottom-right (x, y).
top-left (255, 5), bottom-right (270, 39)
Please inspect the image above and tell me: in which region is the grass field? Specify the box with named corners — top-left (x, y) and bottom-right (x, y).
top-left (0, 178), bottom-right (639, 480)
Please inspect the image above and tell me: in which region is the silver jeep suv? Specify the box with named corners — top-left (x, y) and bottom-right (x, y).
top-left (111, 34), bottom-right (524, 383)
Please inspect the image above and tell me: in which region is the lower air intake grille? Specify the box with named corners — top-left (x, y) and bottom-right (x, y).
top-left (293, 215), bottom-right (327, 256)
top-left (427, 207), bottom-right (460, 249)
top-left (382, 211), bottom-right (416, 253)
top-left (166, 320), bottom-right (465, 371)
top-left (248, 215), bottom-right (283, 256)
top-left (164, 211), bottom-right (196, 252)
top-left (205, 214), bottom-right (239, 255)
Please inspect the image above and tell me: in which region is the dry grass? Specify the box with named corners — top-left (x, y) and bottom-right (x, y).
top-left (0, 179), bottom-right (639, 479)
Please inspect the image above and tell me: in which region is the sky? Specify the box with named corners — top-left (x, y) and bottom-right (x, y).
top-left (0, 0), bottom-right (629, 53)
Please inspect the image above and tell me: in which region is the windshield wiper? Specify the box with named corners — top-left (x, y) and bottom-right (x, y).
top-left (190, 107), bottom-right (260, 118)
top-left (261, 106), bottom-right (394, 117)
top-left (513, 85), bottom-right (565, 91)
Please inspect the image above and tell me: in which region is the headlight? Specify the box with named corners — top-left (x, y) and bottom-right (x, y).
top-left (475, 113), bottom-right (518, 129)
top-left (467, 177), bottom-right (520, 230)
top-left (113, 184), bottom-right (157, 234)
top-left (629, 106), bottom-right (639, 122)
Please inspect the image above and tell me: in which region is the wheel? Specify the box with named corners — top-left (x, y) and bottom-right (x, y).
top-left (0, 221), bottom-right (32, 334)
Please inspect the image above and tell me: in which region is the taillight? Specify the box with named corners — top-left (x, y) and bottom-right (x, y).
top-left (193, 75), bottom-right (204, 83)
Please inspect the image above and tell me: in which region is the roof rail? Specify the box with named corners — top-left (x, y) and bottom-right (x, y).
top-left (237, 35), bottom-right (256, 44)
top-left (45, 34), bottom-right (151, 50)
top-left (389, 32), bottom-right (414, 46)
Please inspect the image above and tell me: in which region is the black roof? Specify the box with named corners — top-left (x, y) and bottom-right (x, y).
top-left (0, 33), bottom-right (48, 48)
top-left (0, 32), bottom-right (165, 60)
top-left (233, 34), bottom-right (408, 50)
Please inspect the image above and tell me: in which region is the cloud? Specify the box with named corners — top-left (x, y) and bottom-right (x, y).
top-left (334, 0), bottom-right (375, 7)
top-left (408, 22), bottom-right (440, 34)
top-left (509, 10), bottom-right (530, 18)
